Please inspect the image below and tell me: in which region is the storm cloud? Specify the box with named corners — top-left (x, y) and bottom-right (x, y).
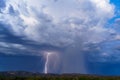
top-left (0, 0), bottom-right (120, 74)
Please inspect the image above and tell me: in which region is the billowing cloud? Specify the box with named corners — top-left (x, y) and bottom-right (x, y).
top-left (0, 0), bottom-right (120, 74)
top-left (0, 0), bottom-right (115, 47)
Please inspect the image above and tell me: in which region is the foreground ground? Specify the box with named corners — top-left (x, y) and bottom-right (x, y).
top-left (0, 71), bottom-right (120, 80)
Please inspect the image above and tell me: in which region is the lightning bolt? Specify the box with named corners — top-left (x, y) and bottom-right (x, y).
top-left (44, 52), bottom-right (53, 74)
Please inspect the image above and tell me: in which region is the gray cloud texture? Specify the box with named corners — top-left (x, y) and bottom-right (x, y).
top-left (0, 0), bottom-right (115, 47)
top-left (1, 0), bottom-right (120, 73)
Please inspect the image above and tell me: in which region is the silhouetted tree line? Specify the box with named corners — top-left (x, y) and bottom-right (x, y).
top-left (1, 75), bottom-right (120, 80)
top-left (0, 72), bottom-right (120, 80)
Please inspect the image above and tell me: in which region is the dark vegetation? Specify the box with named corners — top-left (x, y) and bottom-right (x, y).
top-left (0, 71), bottom-right (120, 80)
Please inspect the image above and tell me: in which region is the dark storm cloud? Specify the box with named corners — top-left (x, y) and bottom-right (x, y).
top-left (0, 0), bottom-right (115, 47)
top-left (0, 23), bottom-right (63, 56)
top-left (0, 0), bottom-right (6, 9)
top-left (1, 0), bottom-right (120, 74)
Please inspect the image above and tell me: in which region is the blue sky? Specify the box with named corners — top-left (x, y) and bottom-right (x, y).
top-left (0, 0), bottom-right (120, 75)
top-left (108, 0), bottom-right (120, 24)
top-left (111, 0), bottom-right (120, 14)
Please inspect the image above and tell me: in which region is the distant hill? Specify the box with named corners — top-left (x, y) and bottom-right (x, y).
top-left (0, 71), bottom-right (120, 80)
